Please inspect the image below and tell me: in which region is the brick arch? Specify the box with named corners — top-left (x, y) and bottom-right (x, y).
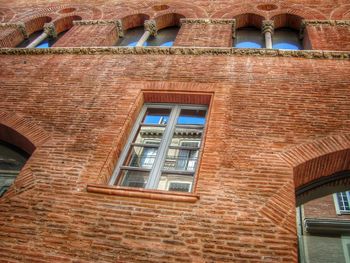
top-left (0, 111), bottom-right (50, 199)
top-left (270, 13), bottom-right (304, 30)
top-left (23, 15), bottom-right (52, 36)
top-left (330, 4), bottom-right (350, 19)
top-left (234, 13), bottom-right (266, 29)
top-left (146, 1), bottom-right (208, 18)
top-left (268, 5), bottom-right (326, 20)
top-left (0, 111), bottom-right (49, 154)
top-left (279, 134), bottom-right (350, 191)
top-left (154, 12), bottom-right (185, 30)
top-left (211, 5), bottom-right (267, 20)
top-left (52, 15), bottom-right (82, 34)
top-left (120, 13), bottom-right (150, 30)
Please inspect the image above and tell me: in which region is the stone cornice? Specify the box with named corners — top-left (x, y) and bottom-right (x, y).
top-left (180, 18), bottom-right (236, 38)
top-left (300, 19), bottom-right (350, 39)
top-left (0, 46), bottom-right (349, 60)
top-left (0, 22), bottom-right (28, 38)
top-left (180, 18), bottom-right (236, 25)
top-left (302, 19), bottom-right (350, 27)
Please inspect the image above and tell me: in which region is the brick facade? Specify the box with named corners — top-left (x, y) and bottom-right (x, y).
top-left (0, 0), bottom-right (349, 262)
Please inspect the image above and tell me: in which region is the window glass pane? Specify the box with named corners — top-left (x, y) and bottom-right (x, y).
top-left (272, 28), bottom-right (302, 50)
top-left (16, 30), bottom-right (43, 48)
top-left (143, 108), bottom-right (171, 124)
top-left (118, 170), bottom-right (149, 188)
top-left (145, 27), bottom-right (179, 47)
top-left (235, 27), bottom-right (263, 48)
top-left (163, 147), bottom-right (199, 172)
top-left (177, 109), bottom-right (206, 125)
top-left (133, 126), bottom-right (164, 144)
top-left (0, 141), bottom-right (28, 197)
top-left (157, 173), bottom-right (193, 192)
top-left (123, 146), bottom-right (158, 169)
top-left (116, 27), bottom-right (144, 47)
top-left (0, 142), bottom-right (28, 171)
top-left (169, 128), bottom-right (203, 147)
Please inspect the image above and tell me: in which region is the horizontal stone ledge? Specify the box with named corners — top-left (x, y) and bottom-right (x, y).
top-left (87, 184), bottom-right (200, 203)
top-left (0, 46), bottom-right (349, 60)
top-left (180, 18), bottom-right (236, 25)
top-left (303, 19), bottom-right (350, 27)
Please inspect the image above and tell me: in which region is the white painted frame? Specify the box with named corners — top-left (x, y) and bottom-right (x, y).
top-left (109, 103), bottom-right (208, 191)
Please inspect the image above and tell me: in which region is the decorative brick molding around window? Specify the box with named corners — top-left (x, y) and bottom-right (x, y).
top-left (279, 134), bottom-right (350, 189)
top-left (0, 111), bottom-right (50, 199)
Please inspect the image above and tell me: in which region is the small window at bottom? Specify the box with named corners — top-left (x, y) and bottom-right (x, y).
top-left (0, 141), bottom-right (29, 196)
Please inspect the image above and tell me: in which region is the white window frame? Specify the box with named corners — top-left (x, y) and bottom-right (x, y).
top-left (333, 191), bottom-right (350, 215)
top-left (109, 103), bottom-right (207, 191)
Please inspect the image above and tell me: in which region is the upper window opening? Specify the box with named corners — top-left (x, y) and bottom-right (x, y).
top-left (272, 28), bottom-right (302, 50)
top-left (235, 27), bottom-right (264, 48)
top-left (145, 26), bottom-right (179, 47)
top-left (116, 26), bottom-right (145, 47)
top-left (110, 104), bottom-right (208, 193)
top-left (16, 30), bottom-right (68, 48)
top-left (0, 141), bottom-right (29, 197)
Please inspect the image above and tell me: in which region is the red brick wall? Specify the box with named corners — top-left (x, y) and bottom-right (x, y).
top-left (0, 0), bottom-right (350, 262)
top-left (0, 28), bottom-right (23, 47)
top-left (0, 52), bottom-right (349, 262)
top-left (174, 23), bottom-right (232, 47)
top-left (305, 25), bottom-right (350, 51)
top-left (54, 24), bottom-right (118, 47)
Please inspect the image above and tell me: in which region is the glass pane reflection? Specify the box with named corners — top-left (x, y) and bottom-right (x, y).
top-left (177, 109), bottom-right (206, 125)
top-left (235, 27), bottom-right (264, 48)
top-left (118, 170), bottom-right (149, 188)
top-left (157, 173), bottom-right (194, 192)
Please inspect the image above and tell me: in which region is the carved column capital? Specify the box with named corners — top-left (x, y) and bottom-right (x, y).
top-left (262, 20), bottom-right (274, 35)
top-left (44, 22), bottom-right (57, 38)
top-left (144, 20), bottom-right (157, 36)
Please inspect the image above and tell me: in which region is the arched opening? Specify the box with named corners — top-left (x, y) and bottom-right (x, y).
top-left (271, 14), bottom-right (304, 50)
top-left (0, 141), bottom-right (29, 197)
top-left (147, 13), bottom-right (184, 47)
top-left (145, 26), bottom-right (179, 47)
top-left (116, 14), bottom-right (150, 47)
top-left (294, 147), bottom-right (350, 263)
top-left (16, 16), bottom-right (52, 48)
top-left (233, 13), bottom-right (265, 48)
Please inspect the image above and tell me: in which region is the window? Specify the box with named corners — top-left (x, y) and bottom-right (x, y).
top-left (334, 191), bottom-right (350, 214)
top-left (145, 26), bottom-right (179, 47)
top-left (272, 28), bottom-right (302, 50)
top-left (235, 27), bottom-right (264, 48)
top-left (110, 104), bottom-right (207, 193)
top-left (116, 26), bottom-right (145, 47)
top-left (0, 141), bottom-right (29, 196)
top-left (17, 30), bottom-right (68, 48)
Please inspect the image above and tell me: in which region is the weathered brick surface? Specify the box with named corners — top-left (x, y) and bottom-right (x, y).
top-left (305, 25), bottom-right (350, 51)
top-left (0, 0), bottom-right (350, 262)
top-left (54, 24), bottom-right (118, 47)
top-left (174, 24), bottom-right (232, 47)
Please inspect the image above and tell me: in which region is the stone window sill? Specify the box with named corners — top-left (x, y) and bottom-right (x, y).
top-left (87, 184), bottom-right (200, 203)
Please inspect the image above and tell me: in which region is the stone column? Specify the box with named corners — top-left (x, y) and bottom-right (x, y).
top-left (136, 20), bottom-right (157, 47)
top-left (26, 22), bottom-right (57, 48)
top-left (262, 20), bottom-right (274, 49)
